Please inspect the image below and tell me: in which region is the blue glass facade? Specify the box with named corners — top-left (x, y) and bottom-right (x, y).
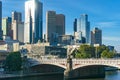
top-left (75, 14), bottom-right (90, 44)
top-left (24, 0), bottom-right (43, 43)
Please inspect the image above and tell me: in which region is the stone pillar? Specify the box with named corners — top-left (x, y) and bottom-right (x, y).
top-left (64, 55), bottom-right (73, 79)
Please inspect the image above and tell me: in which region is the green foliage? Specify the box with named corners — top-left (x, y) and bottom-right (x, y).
top-left (75, 44), bottom-right (95, 58)
top-left (75, 52), bottom-right (91, 58)
top-left (80, 45), bottom-right (95, 56)
top-left (74, 44), bottom-right (115, 58)
top-left (5, 52), bottom-right (22, 71)
top-left (96, 45), bottom-right (109, 57)
top-left (101, 50), bottom-right (115, 58)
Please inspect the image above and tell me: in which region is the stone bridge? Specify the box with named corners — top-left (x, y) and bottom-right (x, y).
top-left (27, 58), bottom-right (120, 79)
top-left (28, 58), bottom-right (120, 69)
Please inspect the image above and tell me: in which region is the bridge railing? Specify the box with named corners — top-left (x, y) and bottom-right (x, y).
top-left (28, 57), bottom-right (120, 68)
top-left (73, 59), bottom-right (120, 65)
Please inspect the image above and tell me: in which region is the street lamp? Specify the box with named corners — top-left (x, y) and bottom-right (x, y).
top-left (94, 44), bottom-right (100, 58)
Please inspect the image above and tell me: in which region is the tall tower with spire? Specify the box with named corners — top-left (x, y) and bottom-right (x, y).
top-left (24, 0), bottom-right (43, 43)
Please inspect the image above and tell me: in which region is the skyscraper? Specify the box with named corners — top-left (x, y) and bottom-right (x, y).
top-left (24, 0), bottom-right (43, 43)
top-left (2, 17), bottom-right (12, 37)
top-left (46, 11), bottom-right (56, 43)
top-left (80, 14), bottom-right (90, 43)
top-left (0, 1), bottom-right (2, 28)
top-left (11, 11), bottom-right (24, 42)
top-left (73, 19), bottom-right (82, 43)
top-left (73, 18), bottom-right (77, 34)
top-left (12, 11), bottom-right (22, 22)
top-left (91, 27), bottom-right (102, 45)
top-left (74, 14), bottom-right (90, 44)
top-left (0, 1), bottom-right (2, 39)
top-left (46, 11), bottom-right (65, 45)
top-left (56, 14), bottom-right (65, 35)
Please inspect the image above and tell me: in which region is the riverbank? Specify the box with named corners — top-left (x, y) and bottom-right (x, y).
top-left (0, 72), bottom-right (64, 80)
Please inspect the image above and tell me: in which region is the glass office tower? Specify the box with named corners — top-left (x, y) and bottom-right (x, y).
top-left (76, 14), bottom-right (90, 44)
top-left (24, 0), bottom-right (43, 43)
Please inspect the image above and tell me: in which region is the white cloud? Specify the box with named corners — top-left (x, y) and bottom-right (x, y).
top-left (103, 36), bottom-right (120, 41)
top-left (95, 21), bottom-right (120, 28)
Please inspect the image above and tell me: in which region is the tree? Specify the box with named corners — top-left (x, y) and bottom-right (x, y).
top-left (74, 44), bottom-right (95, 58)
top-left (101, 50), bottom-right (115, 58)
top-left (79, 45), bottom-right (95, 57)
top-left (75, 52), bottom-right (91, 58)
top-left (5, 52), bottom-right (22, 71)
top-left (97, 45), bottom-right (109, 58)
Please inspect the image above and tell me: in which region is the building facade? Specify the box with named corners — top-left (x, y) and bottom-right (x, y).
top-left (58, 35), bottom-right (74, 46)
top-left (91, 27), bottom-right (102, 45)
top-left (46, 11), bottom-right (56, 43)
top-left (2, 17), bottom-right (12, 37)
top-left (56, 14), bottom-right (65, 35)
top-left (0, 1), bottom-right (2, 39)
top-left (29, 45), bottom-right (67, 58)
top-left (0, 37), bottom-right (20, 52)
top-left (12, 21), bottom-right (24, 42)
top-left (46, 11), bottom-right (65, 45)
top-left (73, 18), bottom-right (77, 35)
top-left (24, 0), bottom-right (43, 43)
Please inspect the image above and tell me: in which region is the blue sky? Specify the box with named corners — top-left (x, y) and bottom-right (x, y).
top-left (2, 0), bottom-right (120, 52)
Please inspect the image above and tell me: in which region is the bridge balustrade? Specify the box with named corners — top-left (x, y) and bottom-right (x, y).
top-left (28, 58), bottom-right (120, 69)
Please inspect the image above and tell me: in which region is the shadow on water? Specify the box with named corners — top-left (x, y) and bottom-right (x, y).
top-left (0, 73), bottom-right (64, 80)
top-left (1, 71), bottom-right (120, 80)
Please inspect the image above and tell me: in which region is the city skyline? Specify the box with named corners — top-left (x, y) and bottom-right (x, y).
top-left (1, 0), bottom-right (120, 51)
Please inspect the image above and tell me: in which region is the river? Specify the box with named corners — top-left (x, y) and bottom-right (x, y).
top-left (1, 71), bottom-right (120, 80)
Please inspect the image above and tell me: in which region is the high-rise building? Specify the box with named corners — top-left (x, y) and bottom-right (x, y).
top-left (11, 11), bottom-right (24, 42)
top-left (12, 21), bottom-right (24, 42)
top-left (46, 11), bottom-right (56, 43)
top-left (73, 19), bottom-right (82, 44)
top-left (80, 14), bottom-right (90, 43)
top-left (46, 11), bottom-right (65, 45)
top-left (91, 27), bottom-right (102, 45)
top-left (12, 11), bottom-right (22, 22)
top-left (24, 0), bottom-right (43, 44)
top-left (74, 14), bottom-right (90, 44)
top-left (0, 1), bottom-right (2, 39)
top-left (0, 1), bottom-right (2, 28)
top-left (56, 14), bottom-right (65, 35)
top-left (73, 18), bottom-right (77, 34)
top-left (2, 17), bottom-right (12, 37)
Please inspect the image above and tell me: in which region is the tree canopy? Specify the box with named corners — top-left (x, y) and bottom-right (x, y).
top-left (73, 44), bottom-right (115, 59)
top-left (101, 50), bottom-right (115, 58)
top-left (5, 52), bottom-right (22, 71)
top-left (74, 44), bottom-right (95, 58)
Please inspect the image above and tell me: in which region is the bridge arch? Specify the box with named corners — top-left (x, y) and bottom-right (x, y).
top-left (73, 64), bottom-right (120, 70)
top-left (30, 63), bottom-right (66, 73)
top-left (31, 62), bottom-right (66, 69)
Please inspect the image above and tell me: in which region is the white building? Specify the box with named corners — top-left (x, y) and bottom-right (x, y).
top-left (0, 36), bottom-right (20, 52)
